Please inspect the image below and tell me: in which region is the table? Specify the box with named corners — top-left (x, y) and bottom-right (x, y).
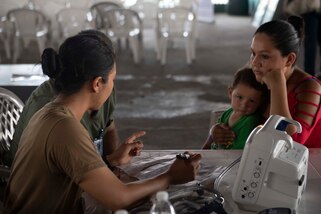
top-left (120, 149), bottom-right (321, 214)
top-left (0, 64), bottom-right (48, 103)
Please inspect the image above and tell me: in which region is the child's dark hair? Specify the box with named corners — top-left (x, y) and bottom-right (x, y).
top-left (232, 67), bottom-right (267, 92)
top-left (232, 67), bottom-right (270, 113)
top-left (41, 30), bottom-right (115, 96)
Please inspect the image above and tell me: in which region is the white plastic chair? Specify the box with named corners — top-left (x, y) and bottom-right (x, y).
top-left (157, 0), bottom-right (199, 39)
top-left (7, 8), bottom-right (49, 63)
top-left (130, 0), bottom-right (158, 29)
top-left (157, 7), bottom-right (196, 65)
top-left (0, 87), bottom-right (24, 178)
top-left (31, 0), bottom-right (66, 47)
top-left (90, 1), bottom-right (123, 30)
top-left (0, 87), bottom-right (24, 207)
top-left (104, 8), bottom-right (143, 64)
top-left (56, 8), bottom-right (93, 44)
top-left (176, 0), bottom-right (199, 39)
top-left (129, 0), bottom-right (158, 52)
top-left (0, 0), bottom-right (23, 61)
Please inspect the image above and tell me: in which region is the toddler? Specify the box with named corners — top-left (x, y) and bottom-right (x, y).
top-left (203, 67), bottom-right (269, 149)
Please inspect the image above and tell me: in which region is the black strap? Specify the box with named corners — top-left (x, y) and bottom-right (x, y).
top-left (104, 157), bottom-right (116, 171)
top-left (192, 200), bottom-right (228, 214)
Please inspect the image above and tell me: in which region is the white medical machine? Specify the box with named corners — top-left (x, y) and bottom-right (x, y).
top-left (232, 115), bottom-right (309, 213)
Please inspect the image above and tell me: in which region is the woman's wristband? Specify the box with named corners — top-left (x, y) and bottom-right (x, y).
top-left (104, 156), bottom-right (116, 171)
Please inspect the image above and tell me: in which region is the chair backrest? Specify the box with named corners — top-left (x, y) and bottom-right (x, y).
top-left (157, 7), bottom-right (195, 38)
top-left (176, 0), bottom-right (199, 11)
top-left (104, 8), bottom-right (142, 37)
top-left (0, 0), bottom-right (23, 18)
top-left (0, 87), bottom-right (24, 165)
top-left (158, 0), bottom-right (198, 10)
top-left (56, 8), bottom-right (91, 39)
top-left (91, 0), bottom-right (123, 6)
top-left (32, 0), bottom-right (65, 19)
top-left (31, 0), bottom-right (66, 44)
top-left (66, 0), bottom-right (91, 9)
top-left (90, 1), bottom-right (123, 29)
top-left (7, 8), bottom-right (48, 37)
top-left (129, 1), bottom-right (158, 28)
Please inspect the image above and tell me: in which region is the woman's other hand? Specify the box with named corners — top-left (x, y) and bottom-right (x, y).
top-left (106, 131), bottom-right (145, 166)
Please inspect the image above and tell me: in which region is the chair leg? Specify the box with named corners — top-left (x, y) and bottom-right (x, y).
top-left (4, 43), bottom-right (10, 59)
top-left (3, 28), bottom-right (11, 59)
top-left (117, 38), bottom-right (122, 52)
top-left (191, 38), bottom-right (196, 60)
top-left (160, 37), bottom-right (168, 65)
top-left (22, 38), bottom-right (31, 49)
top-left (0, 35), bottom-right (10, 59)
top-left (138, 33), bottom-right (144, 61)
top-left (125, 38), bottom-right (130, 50)
top-left (4, 39), bottom-right (11, 59)
top-left (185, 38), bottom-right (192, 65)
top-left (155, 29), bottom-right (161, 60)
top-left (37, 36), bottom-right (46, 57)
top-left (129, 37), bottom-right (140, 64)
top-left (13, 37), bottom-right (20, 63)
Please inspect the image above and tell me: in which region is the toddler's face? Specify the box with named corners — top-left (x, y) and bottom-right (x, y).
top-left (229, 83), bottom-right (262, 116)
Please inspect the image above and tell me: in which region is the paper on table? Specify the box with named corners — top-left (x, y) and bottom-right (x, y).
top-left (119, 154), bottom-right (227, 187)
top-left (121, 153), bottom-right (232, 214)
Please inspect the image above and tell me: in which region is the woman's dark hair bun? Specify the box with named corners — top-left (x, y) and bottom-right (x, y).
top-left (288, 15), bottom-right (304, 39)
top-left (41, 48), bottom-right (62, 78)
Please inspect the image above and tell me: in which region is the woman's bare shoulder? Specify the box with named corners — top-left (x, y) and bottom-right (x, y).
top-left (292, 68), bottom-right (321, 92)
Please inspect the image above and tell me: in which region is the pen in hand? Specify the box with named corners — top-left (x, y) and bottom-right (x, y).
top-left (176, 153), bottom-right (190, 160)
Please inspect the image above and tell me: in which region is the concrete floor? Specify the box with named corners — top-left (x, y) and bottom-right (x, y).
top-left (113, 14), bottom-right (257, 149)
top-left (0, 14), bottom-right (304, 150)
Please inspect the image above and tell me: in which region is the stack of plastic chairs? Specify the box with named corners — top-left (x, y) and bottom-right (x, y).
top-left (0, 0), bottom-right (24, 62)
top-left (56, 8), bottom-right (93, 45)
top-left (7, 8), bottom-right (49, 63)
top-left (156, 7), bottom-right (196, 65)
top-left (90, 1), bottom-right (123, 31)
top-left (129, 0), bottom-right (159, 53)
top-left (104, 8), bottom-right (143, 64)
